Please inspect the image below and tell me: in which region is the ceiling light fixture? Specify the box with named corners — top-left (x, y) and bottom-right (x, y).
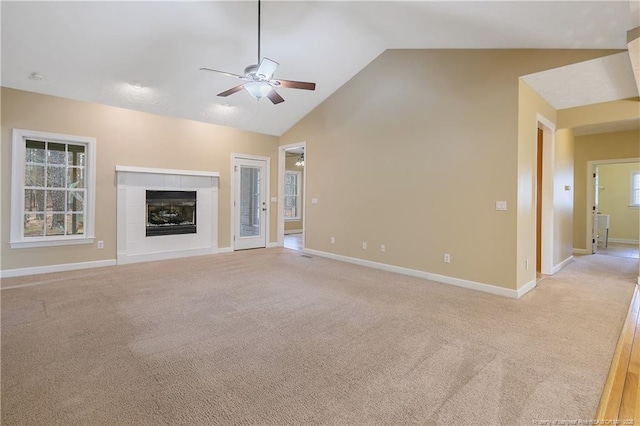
top-left (295, 153), bottom-right (305, 167)
top-left (244, 81), bottom-right (272, 100)
top-left (28, 72), bottom-right (44, 81)
top-left (130, 81), bottom-right (143, 89)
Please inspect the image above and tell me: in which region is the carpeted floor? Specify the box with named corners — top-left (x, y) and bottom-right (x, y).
top-left (1, 249), bottom-right (637, 425)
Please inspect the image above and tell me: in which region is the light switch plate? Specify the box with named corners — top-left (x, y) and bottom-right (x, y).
top-left (496, 201), bottom-right (507, 211)
top-left (311, 198), bottom-right (318, 204)
top-left (271, 197), bottom-right (277, 203)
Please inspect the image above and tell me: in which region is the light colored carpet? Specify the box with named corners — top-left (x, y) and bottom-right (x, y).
top-left (1, 249), bottom-right (637, 425)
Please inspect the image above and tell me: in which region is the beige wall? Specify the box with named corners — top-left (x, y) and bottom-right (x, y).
top-left (281, 49), bottom-right (617, 290)
top-left (516, 80), bottom-right (557, 286)
top-left (572, 130), bottom-right (640, 250)
top-left (597, 162), bottom-right (640, 243)
top-left (1, 88), bottom-right (279, 270)
top-left (284, 155), bottom-right (304, 232)
top-left (553, 128), bottom-right (575, 266)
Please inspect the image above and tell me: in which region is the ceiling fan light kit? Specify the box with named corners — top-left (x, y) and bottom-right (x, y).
top-left (244, 81), bottom-right (272, 100)
top-left (200, 0), bottom-right (315, 105)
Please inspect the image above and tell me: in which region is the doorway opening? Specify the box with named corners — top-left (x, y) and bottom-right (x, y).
top-left (278, 142), bottom-right (306, 251)
top-left (587, 159), bottom-right (640, 259)
top-left (535, 115), bottom-right (555, 276)
top-left (536, 127), bottom-right (543, 273)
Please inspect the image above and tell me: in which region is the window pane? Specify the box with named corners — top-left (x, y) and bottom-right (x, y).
top-left (25, 165), bottom-right (45, 187)
top-left (68, 190), bottom-right (84, 212)
top-left (67, 145), bottom-right (85, 167)
top-left (24, 213), bottom-right (45, 237)
top-left (46, 214), bottom-right (66, 235)
top-left (46, 190), bottom-right (66, 212)
top-left (66, 214), bottom-right (84, 235)
top-left (47, 143), bottom-right (66, 165)
top-left (47, 166), bottom-right (65, 188)
top-left (67, 167), bottom-right (85, 188)
top-left (25, 140), bottom-right (45, 163)
top-left (24, 189), bottom-right (45, 212)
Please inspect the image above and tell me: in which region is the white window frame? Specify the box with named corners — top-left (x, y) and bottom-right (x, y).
top-left (284, 171), bottom-right (302, 221)
top-left (631, 171), bottom-right (640, 207)
top-left (10, 129), bottom-right (96, 248)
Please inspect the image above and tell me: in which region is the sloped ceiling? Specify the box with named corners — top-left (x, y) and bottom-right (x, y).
top-left (1, 1), bottom-right (637, 136)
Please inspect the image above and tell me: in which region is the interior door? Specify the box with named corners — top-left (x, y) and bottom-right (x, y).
top-left (234, 157), bottom-right (267, 250)
top-left (592, 165), bottom-right (599, 254)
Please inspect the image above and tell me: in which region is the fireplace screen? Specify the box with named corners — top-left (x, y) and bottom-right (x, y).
top-left (146, 191), bottom-right (196, 237)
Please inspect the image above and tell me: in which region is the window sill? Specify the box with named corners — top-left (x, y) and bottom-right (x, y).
top-left (9, 237), bottom-right (95, 249)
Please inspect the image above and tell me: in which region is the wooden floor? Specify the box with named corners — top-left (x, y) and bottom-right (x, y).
top-left (597, 284), bottom-right (640, 424)
top-left (284, 233), bottom-right (303, 251)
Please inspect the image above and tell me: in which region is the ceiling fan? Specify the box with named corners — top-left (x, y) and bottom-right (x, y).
top-left (200, 0), bottom-right (316, 105)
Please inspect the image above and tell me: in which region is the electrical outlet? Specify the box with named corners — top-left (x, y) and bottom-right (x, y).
top-left (330, 237), bottom-right (335, 244)
top-left (362, 242), bottom-right (367, 250)
top-left (443, 253), bottom-right (451, 263)
top-left (380, 244), bottom-right (385, 253)
top-left (97, 240), bottom-right (104, 249)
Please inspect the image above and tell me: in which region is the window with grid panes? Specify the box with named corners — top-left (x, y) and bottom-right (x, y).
top-left (284, 171), bottom-right (301, 220)
top-left (632, 171), bottom-right (640, 207)
top-left (11, 129), bottom-right (96, 248)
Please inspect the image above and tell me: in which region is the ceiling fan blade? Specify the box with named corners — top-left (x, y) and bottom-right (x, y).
top-left (256, 58), bottom-right (279, 80)
top-left (273, 79), bottom-right (316, 91)
top-left (217, 85), bottom-right (245, 97)
top-left (267, 90), bottom-right (285, 105)
top-left (200, 68), bottom-right (244, 79)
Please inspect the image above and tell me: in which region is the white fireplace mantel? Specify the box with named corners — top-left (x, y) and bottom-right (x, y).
top-left (115, 166), bottom-right (220, 265)
top-left (115, 165), bottom-right (219, 178)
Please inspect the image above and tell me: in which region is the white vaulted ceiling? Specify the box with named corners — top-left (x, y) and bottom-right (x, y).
top-left (1, 1), bottom-right (637, 136)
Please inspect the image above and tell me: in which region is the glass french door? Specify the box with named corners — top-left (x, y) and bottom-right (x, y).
top-left (234, 157), bottom-right (267, 250)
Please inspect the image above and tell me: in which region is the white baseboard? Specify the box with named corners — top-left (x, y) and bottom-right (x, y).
top-left (573, 248), bottom-right (589, 255)
top-left (285, 229), bottom-right (303, 235)
top-left (608, 238), bottom-right (640, 245)
top-left (117, 246), bottom-right (217, 265)
top-left (303, 248), bottom-right (523, 299)
top-left (551, 256), bottom-right (574, 275)
top-left (0, 259), bottom-right (117, 280)
top-left (517, 279), bottom-right (537, 298)
top-left (267, 242), bottom-right (278, 248)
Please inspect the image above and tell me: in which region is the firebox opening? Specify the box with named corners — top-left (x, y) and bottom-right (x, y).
top-left (146, 190), bottom-right (197, 237)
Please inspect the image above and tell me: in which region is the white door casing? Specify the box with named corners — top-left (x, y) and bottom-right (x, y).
top-left (232, 155), bottom-right (269, 250)
top-left (277, 142), bottom-right (307, 249)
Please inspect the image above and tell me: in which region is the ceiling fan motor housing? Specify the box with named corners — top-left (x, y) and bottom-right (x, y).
top-left (244, 64), bottom-right (259, 78)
